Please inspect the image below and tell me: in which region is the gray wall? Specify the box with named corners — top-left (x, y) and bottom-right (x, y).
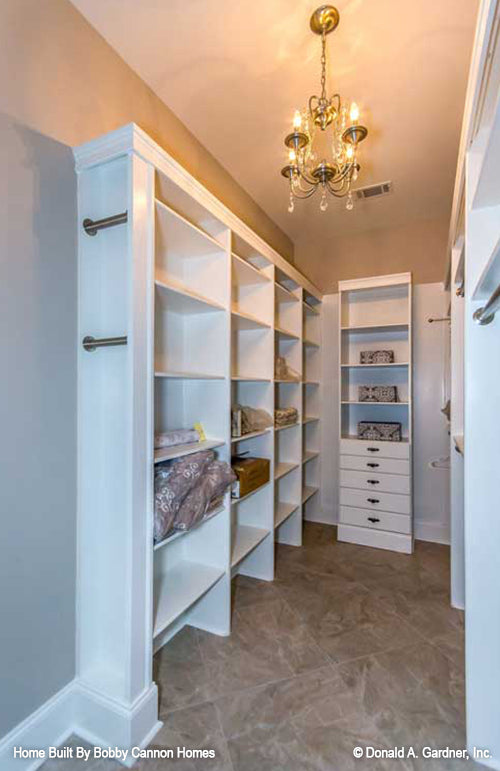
top-left (0, 114), bottom-right (76, 736)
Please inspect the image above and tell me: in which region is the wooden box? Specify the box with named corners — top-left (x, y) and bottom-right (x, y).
top-left (231, 456), bottom-right (270, 498)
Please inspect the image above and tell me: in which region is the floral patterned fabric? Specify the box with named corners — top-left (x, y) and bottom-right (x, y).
top-left (174, 460), bottom-right (236, 532)
top-left (153, 450), bottom-right (235, 543)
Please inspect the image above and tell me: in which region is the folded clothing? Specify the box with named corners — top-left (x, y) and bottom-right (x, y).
top-left (154, 428), bottom-right (200, 450)
top-left (154, 450), bottom-right (235, 543)
top-left (275, 406), bottom-right (299, 427)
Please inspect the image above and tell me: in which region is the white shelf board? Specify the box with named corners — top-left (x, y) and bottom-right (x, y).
top-left (303, 451), bottom-right (320, 464)
top-left (231, 525), bottom-right (270, 568)
top-left (303, 416), bottom-right (320, 424)
top-left (341, 362), bottom-right (409, 369)
top-left (275, 326), bottom-right (300, 341)
top-left (341, 434), bottom-right (410, 444)
top-left (275, 282), bottom-right (299, 303)
top-left (274, 378), bottom-right (301, 384)
top-left (153, 561), bottom-right (225, 637)
top-left (232, 308), bottom-right (271, 330)
top-left (155, 279), bottom-right (225, 315)
top-left (274, 502), bottom-right (299, 528)
top-left (275, 422), bottom-right (299, 432)
top-left (341, 323), bottom-right (409, 333)
top-left (302, 486), bottom-right (319, 504)
top-left (154, 370), bottom-right (225, 380)
top-left (231, 481), bottom-right (270, 505)
top-left (232, 375), bottom-right (271, 382)
top-left (232, 253), bottom-right (270, 286)
top-left (275, 461), bottom-right (299, 480)
top-left (155, 199), bottom-right (225, 258)
top-left (231, 429), bottom-right (272, 443)
top-left (153, 504), bottom-right (225, 551)
top-left (303, 380), bottom-right (319, 386)
top-left (341, 401), bottom-right (409, 406)
top-left (154, 438), bottom-right (225, 464)
top-left (303, 301), bottom-right (319, 316)
top-left (303, 339), bottom-right (320, 349)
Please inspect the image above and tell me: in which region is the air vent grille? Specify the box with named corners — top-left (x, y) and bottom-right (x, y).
top-left (355, 181), bottom-right (393, 200)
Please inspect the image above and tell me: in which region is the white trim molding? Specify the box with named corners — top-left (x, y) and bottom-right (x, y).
top-left (74, 123), bottom-right (322, 301)
top-left (0, 681), bottom-right (162, 771)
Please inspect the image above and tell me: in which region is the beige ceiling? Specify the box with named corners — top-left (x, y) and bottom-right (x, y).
top-left (70, 0), bottom-right (478, 252)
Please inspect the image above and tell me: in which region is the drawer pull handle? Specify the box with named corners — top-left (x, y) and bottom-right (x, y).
top-left (367, 498), bottom-right (380, 504)
top-left (368, 516), bottom-right (380, 523)
top-left (367, 479), bottom-right (380, 485)
top-left (367, 462), bottom-right (379, 468)
top-left (367, 447), bottom-right (380, 453)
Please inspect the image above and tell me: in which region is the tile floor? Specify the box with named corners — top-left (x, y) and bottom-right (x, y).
top-left (42, 524), bottom-right (481, 770)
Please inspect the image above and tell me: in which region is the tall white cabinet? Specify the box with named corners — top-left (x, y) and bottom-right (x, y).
top-left (338, 274), bottom-right (413, 553)
top-left (74, 124), bottom-right (322, 754)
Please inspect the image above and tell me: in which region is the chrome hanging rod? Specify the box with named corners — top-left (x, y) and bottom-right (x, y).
top-left (82, 211), bottom-right (128, 236)
top-left (473, 283), bottom-right (500, 325)
top-left (428, 316), bottom-right (451, 324)
top-left (82, 335), bottom-right (127, 352)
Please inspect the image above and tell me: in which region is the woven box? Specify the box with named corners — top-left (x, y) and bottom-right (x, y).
top-left (358, 385), bottom-right (398, 403)
top-left (360, 350), bottom-right (395, 364)
top-left (357, 421), bottom-right (402, 442)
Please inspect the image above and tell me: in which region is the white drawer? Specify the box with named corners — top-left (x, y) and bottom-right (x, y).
top-left (340, 506), bottom-right (411, 535)
top-left (340, 487), bottom-right (411, 515)
top-left (340, 469), bottom-right (410, 495)
top-left (340, 438), bottom-right (409, 460)
top-left (340, 454), bottom-right (409, 476)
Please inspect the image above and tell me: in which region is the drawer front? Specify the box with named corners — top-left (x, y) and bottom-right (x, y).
top-left (340, 438), bottom-right (409, 460)
top-left (340, 469), bottom-right (410, 495)
top-left (340, 487), bottom-right (411, 515)
top-left (339, 506), bottom-right (411, 535)
top-left (340, 454), bottom-right (409, 476)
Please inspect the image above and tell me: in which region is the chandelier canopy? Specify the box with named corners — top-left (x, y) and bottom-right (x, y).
top-left (281, 5), bottom-right (368, 213)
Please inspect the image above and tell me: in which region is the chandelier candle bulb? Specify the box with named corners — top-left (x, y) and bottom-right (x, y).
top-left (280, 5), bottom-right (368, 211)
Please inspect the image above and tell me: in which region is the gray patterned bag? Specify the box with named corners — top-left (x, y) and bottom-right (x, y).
top-left (360, 350), bottom-right (395, 364)
top-left (358, 385), bottom-right (398, 403)
top-left (357, 422), bottom-right (402, 442)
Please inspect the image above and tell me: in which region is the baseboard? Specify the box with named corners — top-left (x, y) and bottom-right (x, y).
top-left (414, 520), bottom-right (450, 545)
top-left (74, 680), bottom-right (161, 768)
top-left (304, 507), bottom-right (338, 526)
top-left (0, 680), bottom-right (76, 771)
top-left (0, 680), bottom-right (162, 770)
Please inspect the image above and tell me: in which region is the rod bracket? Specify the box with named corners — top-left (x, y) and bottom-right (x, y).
top-left (83, 211), bottom-right (128, 236)
top-left (83, 335), bottom-right (128, 352)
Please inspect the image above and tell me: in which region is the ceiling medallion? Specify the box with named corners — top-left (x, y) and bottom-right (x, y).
top-left (281, 5), bottom-right (368, 213)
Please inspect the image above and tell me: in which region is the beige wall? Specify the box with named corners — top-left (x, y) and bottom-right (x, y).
top-left (294, 216), bottom-right (449, 293)
top-left (0, 0), bottom-right (293, 261)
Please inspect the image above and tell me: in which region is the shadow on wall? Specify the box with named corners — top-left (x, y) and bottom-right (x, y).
top-left (0, 114), bottom-right (77, 737)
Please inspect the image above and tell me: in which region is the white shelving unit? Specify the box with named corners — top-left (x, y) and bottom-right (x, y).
top-left (338, 274), bottom-right (413, 553)
top-left (74, 123), bottom-right (322, 753)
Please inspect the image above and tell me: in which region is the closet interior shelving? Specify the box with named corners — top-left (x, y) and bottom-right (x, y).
top-left (338, 274), bottom-right (413, 553)
top-left (75, 124), bottom-right (323, 731)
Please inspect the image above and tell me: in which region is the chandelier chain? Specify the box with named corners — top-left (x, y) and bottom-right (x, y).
top-left (320, 29), bottom-right (327, 101)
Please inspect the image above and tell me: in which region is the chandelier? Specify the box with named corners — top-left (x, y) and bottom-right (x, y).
top-left (281, 5), bottom-right (368, 212)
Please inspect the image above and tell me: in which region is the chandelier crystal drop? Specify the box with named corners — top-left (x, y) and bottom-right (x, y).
top-left (280, 5), bottom-right (368, 212)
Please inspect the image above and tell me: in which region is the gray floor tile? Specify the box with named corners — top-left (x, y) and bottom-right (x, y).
top-left (45, 524), bottom-right (469, 771)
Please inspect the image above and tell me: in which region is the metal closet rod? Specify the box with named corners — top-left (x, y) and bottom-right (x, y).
top-left (473, 282), bottom-right (500, 325)
top-left (82, 336), bottom-right (127, 352)
top-left (83, 211), bottom-right (128, 236)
